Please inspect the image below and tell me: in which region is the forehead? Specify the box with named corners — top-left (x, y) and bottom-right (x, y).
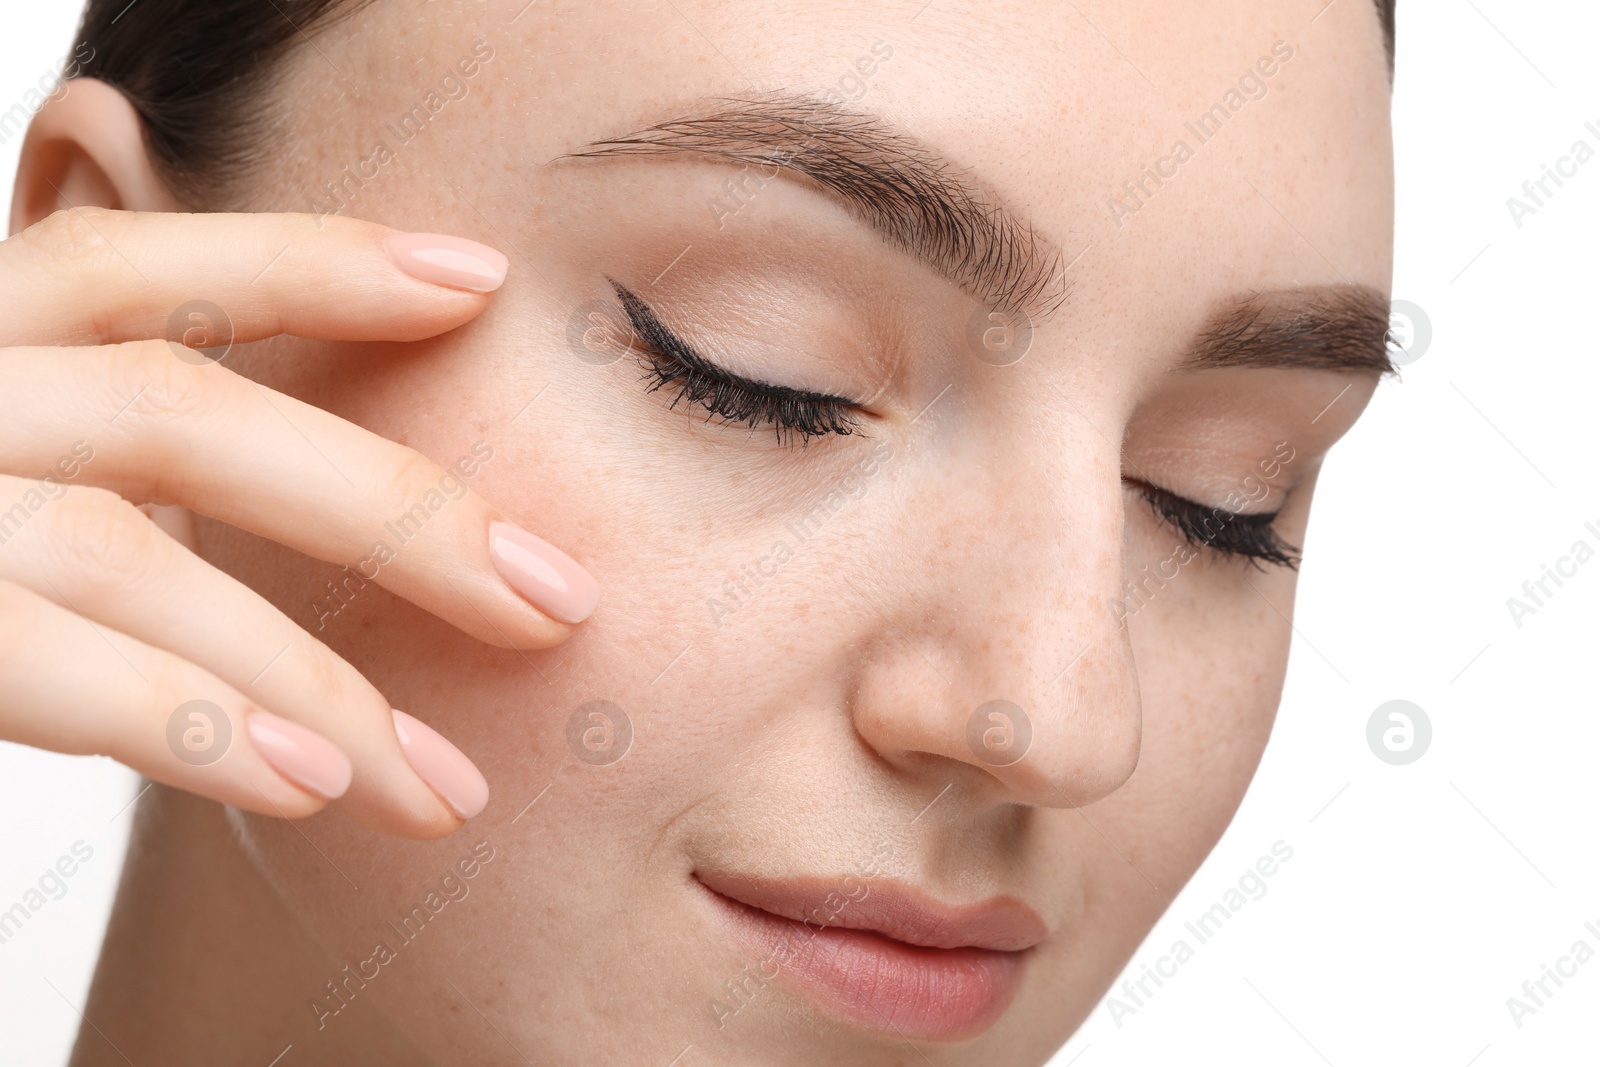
top-left (281, 0), bottom-right (1391, 336)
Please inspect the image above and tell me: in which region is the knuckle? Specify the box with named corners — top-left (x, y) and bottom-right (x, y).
top-left (40, 486), bottom-right (163, 589)
top-left (134, 658), bottom-right (219, 763)
top-left (291, 629), bottom-right (371, 713)
top-left (301, 210), bottom-right (379, 242)
top-left (143, 655), bottom-right (195, 718)
top-left (111, 338), bottom-right (231, 425)
top-left (18, 206), bottom-right (122, 278)
top-left (370, 446), bottom-right (454, 522)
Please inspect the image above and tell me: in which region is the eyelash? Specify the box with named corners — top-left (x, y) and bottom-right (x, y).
top-left (607, 280), bottom-right (861, 445)
top-left (1129, 480), bottom-right (1301, 569)
top-left (603, 280), bottom-right (1297, 567)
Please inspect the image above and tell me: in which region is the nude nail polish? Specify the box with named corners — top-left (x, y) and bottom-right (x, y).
top-left (487, 520), bottom-right (600, 624)
top-left (391, 708), bottom-right (489, 819)
top-left (382, 232), bottom-right (509, 292)
top-left (248, 711), bottom-right (353, 800)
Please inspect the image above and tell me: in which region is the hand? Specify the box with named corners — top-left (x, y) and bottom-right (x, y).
top-left (0, 208), bottom-right (597, 838)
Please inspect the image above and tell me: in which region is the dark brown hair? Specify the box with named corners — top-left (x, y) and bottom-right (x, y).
top-left (69, 0), bottom-right (1396, 207)
top-left (69, 0), bottom-right (375, 206)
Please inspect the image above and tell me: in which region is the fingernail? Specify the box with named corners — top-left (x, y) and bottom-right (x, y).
top-left (248, 711), bottom-right (353, 800)
top-left (487, 520), bottom-right (600, 624)
top-left (382, 232), bottom-right (509, 293)
top-left (391, 708), bottom-right (489, 819)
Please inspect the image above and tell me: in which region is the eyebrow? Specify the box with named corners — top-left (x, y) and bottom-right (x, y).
top-left (1178, 286), bottom-right (1397, 376)
top-left (553, 92), bottom-right (1068, 320)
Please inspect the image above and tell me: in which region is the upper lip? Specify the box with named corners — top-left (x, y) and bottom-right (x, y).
top-left (695, 870), bottom-right (1047, 952)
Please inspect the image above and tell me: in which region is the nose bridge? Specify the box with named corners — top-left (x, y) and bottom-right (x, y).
top-left (848, 430), bottom-right (1143, 809)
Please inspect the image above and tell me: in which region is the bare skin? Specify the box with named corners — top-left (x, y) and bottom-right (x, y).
top-left (6, 0), bottom-right (1393, 1063)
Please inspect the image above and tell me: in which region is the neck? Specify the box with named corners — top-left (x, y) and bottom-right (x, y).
top-left (68, 784), bottom-right (429, 1066)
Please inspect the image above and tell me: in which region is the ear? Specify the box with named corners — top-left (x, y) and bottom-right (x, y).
top-left (12, 77), bottom-right (200, 551)
top-left (10, 76), bottom-right (183, 235)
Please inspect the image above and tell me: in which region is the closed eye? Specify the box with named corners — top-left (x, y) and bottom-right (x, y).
top-left (607, 278), bottom-right (862, 445)
top-left (1127, 478), bottom-right (1301, 569)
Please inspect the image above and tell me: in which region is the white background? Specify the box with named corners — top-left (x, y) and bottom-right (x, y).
top-left (2, 1), bottom-right (1596, 1064)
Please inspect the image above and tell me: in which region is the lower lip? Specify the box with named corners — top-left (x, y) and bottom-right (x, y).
top-left (699, 883), bottom-right (1029, 1041)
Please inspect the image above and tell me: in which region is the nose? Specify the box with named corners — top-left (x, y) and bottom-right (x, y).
top-left (847, 435), bottom-right (1142, 810)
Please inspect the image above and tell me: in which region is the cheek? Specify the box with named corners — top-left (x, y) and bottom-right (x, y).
top-left (1065, 508), bottom-right (1297, 950)
top-left (213, 318), bottom-right (821, 986)
top-left (1123, 512), bottom-right (1297, 848)
top-left (1131, 581), bottom-right (1291, 849)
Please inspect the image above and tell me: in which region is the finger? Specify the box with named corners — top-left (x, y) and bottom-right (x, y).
top-left (0, 340), bottom-right (599, 647)
top-left (0, 576), bottom-right (347, 822)
top-left (0, 207), bottom-right (510, 347)
top-left (0, 475), bottom-right (483, 837)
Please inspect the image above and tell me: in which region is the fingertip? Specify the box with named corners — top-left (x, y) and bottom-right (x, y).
top-left (391, 708), bottom-right (490, 820)
top-left (382, 232), bottom-right (509, 293)
top-left (487, 520), bottom-right (600, 625)
top-left (247, 709), bottom-right (354, 800)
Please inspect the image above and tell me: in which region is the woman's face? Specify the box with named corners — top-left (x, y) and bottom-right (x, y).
top-left (208, 0), bottom-right (1393, 1061)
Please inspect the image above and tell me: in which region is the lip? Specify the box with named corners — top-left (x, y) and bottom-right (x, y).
top-left (694, 870), bottom-right (1044, 1040)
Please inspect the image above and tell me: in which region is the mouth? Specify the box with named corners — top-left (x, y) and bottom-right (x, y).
top-left (693, 869), bottom-right (1044, 1041)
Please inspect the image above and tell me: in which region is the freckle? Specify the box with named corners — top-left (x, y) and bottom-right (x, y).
top-left (795, 602), bottom-right (810, 617)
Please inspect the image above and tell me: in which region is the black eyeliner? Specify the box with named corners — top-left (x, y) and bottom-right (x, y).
top-left (1131, 480), bottom-right (1301, 569)
top-left (605, 278), bottom-right (860, 444)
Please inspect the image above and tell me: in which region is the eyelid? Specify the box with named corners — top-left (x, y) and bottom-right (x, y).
top-left (606, 278), bottom-right (860, 407)
top-left (1123, 477), bottom-right (1300, 569)
top-left (1122, 476), bottom-right (1277, 517)
top-left (605, 277), bottom-right (861, 443)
